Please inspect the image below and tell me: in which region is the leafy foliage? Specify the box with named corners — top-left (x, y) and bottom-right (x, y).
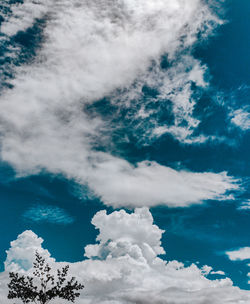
top-left (8, 251), bottom-right (84, 304)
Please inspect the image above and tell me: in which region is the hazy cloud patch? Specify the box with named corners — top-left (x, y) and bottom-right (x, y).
top-left (230, 108), bottom-right (250, 131)
top-left (23, 203), bottom-right (75, 224)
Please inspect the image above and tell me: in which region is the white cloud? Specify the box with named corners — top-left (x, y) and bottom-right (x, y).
top-left (237, 199), bottom-right (250, 210)
top-left (230, 108), bottom-right (250, 131)
top-left (0, 0), bottom-right (237, 208)
top-left (226, 246), bottom-right (250, 285)
top-left (84, 207), bottom-right (165, 261)
top-left (111, 55), bottom-right (212, 145)
top-left (1, 208), bottom-right (250, 304)
top-left (23, 203), bottom-right (75, 224)
top-left (4, 230), bottom-right (54, 272)
top-left (226, 247), bottom-right (250, 261)
top-left (0, 0), bottom-right (49, 37)
top-left (87, 156), bottom-right (239, 208)
top-left (211, 270), bottom-right (226, 276)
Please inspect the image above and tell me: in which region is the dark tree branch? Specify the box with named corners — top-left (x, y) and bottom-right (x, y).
top-left (8, 251), bottom-right (84, 304)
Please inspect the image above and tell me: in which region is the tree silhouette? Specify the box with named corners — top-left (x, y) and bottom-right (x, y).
top-left (8, 251), bottom-right (84, 304)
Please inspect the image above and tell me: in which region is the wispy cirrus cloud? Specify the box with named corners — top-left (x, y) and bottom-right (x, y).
top-left (0, 0), bottom-right (49, 37)
top-left (23, 204), bottom-right (74, 225)
top-left (0, 0), bottom-right (238, 208)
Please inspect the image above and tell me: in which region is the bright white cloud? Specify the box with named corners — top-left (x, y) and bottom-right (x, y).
top-left (226, 247), bottom-right (250, 261)
top-left (84, 207), bottom-right (165, 261)
top-left (0, 0), bottom-right (237, 208)
top-left (211, 270), bottom-right (226, 276)
top-left (4, 230), bottom-right (54, 272)
top-left (23, 204), bottom-right (74, 224)
top-left (1, 208), bottom-right (250, 304)
top-left (87, 157), bottom-right (239, 208)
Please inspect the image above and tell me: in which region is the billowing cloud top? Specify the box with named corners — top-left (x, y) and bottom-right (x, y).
top-left (84, 207), bottom-right (165, 261)
top-left (1, 208), bottom-right (250, 303)
top-left (4, 230), bottom-right (54, 272)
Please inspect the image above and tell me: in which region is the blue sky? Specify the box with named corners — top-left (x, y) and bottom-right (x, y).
top-left (0, 0), bottom-right (250, 303)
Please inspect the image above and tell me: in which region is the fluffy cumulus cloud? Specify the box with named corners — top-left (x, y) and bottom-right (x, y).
top-left (4, 230), bottom-right (54, 272)
top-left (1, 208), bottom-right (250, 304)
top-left (0, 0), bottom-right (239, 208)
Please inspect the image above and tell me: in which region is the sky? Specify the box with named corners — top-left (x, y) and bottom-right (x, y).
top-left (0, 0), bottom-right (249, 303)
